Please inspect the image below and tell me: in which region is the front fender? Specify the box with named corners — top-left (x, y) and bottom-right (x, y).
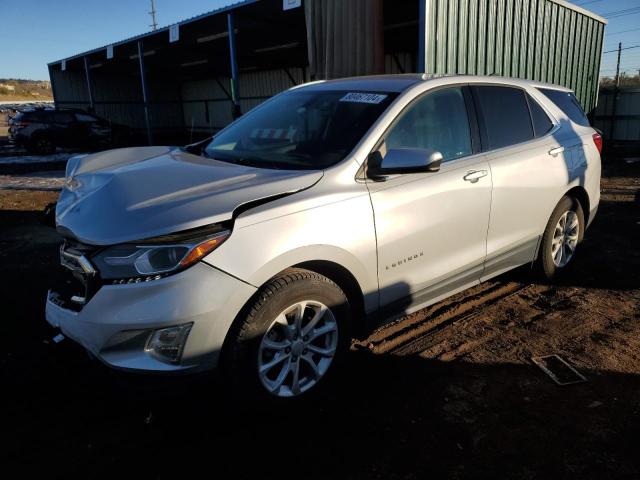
top-left (203, 190), bottom-right (379, 314)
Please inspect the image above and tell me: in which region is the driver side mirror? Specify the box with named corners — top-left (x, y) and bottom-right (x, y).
top-left (367, 148), bottom-right (443, 179)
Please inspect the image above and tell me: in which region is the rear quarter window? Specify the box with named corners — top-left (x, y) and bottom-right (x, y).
top-left (76, 113), bottom-right (98, 122)
top-left (526, 94), bottom-right (554, 138)
top-left (538, 88), bottom-right (590, 127)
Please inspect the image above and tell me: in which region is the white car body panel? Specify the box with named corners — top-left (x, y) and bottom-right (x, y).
top-left (367, 153), bottom-right (492, 307)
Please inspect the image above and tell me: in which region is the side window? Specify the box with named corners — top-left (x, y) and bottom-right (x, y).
top-left (472, 86), bottom-right (534, 150)
top-left (538, 88), bottom-right (590, 127)
top-left (75, 113), bottom-right (98, 122)
top-left (29, 111), bottom-right (51, 122)
top-left (527, 94), bottom-right (554, 137)
top-left (22, 112), bottom-right (39, 122)
top-left (385, 87), bottom-right (472, 162)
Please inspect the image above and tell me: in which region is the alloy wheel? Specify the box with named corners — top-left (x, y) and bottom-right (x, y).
top-left (258, 300), bottom-right (338, 397)
top-left (551, 210), bottom-right (579, 268)
top-left (36, 138), bottom-right (54, 154)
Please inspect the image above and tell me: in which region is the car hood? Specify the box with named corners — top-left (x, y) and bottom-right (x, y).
top-left (56, 146), bottom-right (323, 245)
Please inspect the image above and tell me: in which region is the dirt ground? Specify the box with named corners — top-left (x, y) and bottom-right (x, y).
top-left (1, 163), bottom-right (639, 479)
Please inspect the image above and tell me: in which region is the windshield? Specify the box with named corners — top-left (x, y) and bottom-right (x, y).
top-left (204, 90), bottom-right (398, 170)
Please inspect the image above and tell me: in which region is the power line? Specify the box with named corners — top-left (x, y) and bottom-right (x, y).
top-left (574, 0), bottom-right (603, 6)
top-left (606, 27), bottom-right (640, 36)
top-left (601, 7), bottom-right (640, 19)
top-left (603, 44), bottom-right (640, 54)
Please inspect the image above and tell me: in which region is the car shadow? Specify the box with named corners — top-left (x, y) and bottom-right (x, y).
top-left (7, 340), bottom-right (640, 480)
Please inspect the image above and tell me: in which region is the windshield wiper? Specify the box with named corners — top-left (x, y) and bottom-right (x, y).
top-left (202, 151), bottom-right (289, 170)
top-left (234, 157), bottom-right (290, 170)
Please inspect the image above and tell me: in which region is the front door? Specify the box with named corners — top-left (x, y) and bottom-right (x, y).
top-left (366, 86), bottom-right (492, 310)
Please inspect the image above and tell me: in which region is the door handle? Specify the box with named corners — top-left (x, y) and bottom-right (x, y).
top-left (549, 146), bottom-right (565, 156)
top-left (463, 170), bottom-right (488, 183)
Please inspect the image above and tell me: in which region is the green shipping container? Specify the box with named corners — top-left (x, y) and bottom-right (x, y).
top-left (420, 0), bottom-right (607, 114)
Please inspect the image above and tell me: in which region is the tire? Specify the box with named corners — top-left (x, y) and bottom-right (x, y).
top-left (537, 195), bottom-right (585, 280)
top-left (28, 134), bottom-right (56, 155)
top-left (222, 268), bottom-right (351, 400)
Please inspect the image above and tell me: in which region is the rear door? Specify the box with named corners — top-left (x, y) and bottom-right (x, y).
top-left (472, 85), bottom-right (574, 280)
top-left (367, 86), bottom-right (493, 310)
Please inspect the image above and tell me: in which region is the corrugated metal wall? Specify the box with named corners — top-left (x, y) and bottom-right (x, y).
top-left (51, 69), bottom-right (146, 128)
top-left (51, 65), bottom-right (307, 142)
top-left (423, 0), bottom-right (605, 113)
top-left (305, 0), bottom-right (382, 79)
top-left (593, 88), bottom-right (640, 141)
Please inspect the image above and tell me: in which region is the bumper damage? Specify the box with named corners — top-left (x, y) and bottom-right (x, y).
top-left (46, 262), bottom-right (256, 373)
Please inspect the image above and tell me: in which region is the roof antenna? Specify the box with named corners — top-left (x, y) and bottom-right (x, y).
top-left (149, 0), bottom-right (158, 31)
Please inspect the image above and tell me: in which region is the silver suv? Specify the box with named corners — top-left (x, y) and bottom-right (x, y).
top-left (46, 75), bottom-right (602, 398)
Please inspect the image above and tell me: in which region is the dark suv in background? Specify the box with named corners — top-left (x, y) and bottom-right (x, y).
top-left (9, 108), bottom-right (131, 154)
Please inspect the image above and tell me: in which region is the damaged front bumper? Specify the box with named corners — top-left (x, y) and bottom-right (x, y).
top-left (45, 262), bottom-right (256, 374)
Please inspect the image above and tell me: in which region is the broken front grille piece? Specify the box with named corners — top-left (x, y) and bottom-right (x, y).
top-left (55, 240), bottom-right (101, 310)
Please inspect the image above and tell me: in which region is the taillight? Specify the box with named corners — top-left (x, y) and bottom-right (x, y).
top-left (14, 121), bottom-right (31, 129)
top-left (592, 132), bottom-right (603, 154)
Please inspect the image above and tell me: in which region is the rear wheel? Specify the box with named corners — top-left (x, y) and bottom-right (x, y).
top-left (537, 195), bottom-right (585, 280)
top-left (223, 269), bottom-right (351, 399)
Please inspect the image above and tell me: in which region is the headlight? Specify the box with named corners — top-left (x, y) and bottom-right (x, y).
top-left (92, 230), bottom-right (230, 281)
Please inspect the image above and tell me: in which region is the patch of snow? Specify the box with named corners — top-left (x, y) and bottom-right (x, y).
top-left (0, 100), bottom-right (53, 106)
top-left (0, 171), bottom-right (65, 191)
top-left (0, 152), bottom-right (83, 165)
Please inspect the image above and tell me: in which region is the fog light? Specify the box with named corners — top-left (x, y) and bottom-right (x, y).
top-left (145, 323), bottom-right (193, 364)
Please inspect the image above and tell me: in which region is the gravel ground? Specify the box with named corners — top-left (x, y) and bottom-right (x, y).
top-left (1, 163), bottom-right (638, 479)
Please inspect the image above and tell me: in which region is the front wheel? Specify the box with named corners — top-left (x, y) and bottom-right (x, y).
top-left (27, 134), bottom-right (56, 155)
top-left (223, 269), bottom-right (351, 399)
top-left (537, 195), bottom-right (585, 280)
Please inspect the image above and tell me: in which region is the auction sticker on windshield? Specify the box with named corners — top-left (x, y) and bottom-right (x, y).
top-left (340, 92), bottom-right (388, 104)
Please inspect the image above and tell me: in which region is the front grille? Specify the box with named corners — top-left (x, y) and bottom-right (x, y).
top-left (54, 240), bottom-right (102, 311)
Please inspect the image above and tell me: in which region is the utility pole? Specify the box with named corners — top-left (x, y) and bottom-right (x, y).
top-left (614, 42), bottom-right (622, 87)
top-left (149, 0), bottom-right (158, 31)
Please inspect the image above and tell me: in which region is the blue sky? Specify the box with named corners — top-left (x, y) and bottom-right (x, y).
top-left (0, 0), bottom-right (235, 80)
top-left (0, 0), bottom-right (639, 80)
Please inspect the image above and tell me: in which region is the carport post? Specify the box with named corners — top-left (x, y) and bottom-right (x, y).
top-left (47, 65), bottom-right (58, 104)
top-left (418, 0), bottom-right (428, 73)
top-left (227, 13), bottom-right (241, 119)
top-left (83, 56), bottom-right (95, 113)
top-left (137, 41), bottom-right (153, 145)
